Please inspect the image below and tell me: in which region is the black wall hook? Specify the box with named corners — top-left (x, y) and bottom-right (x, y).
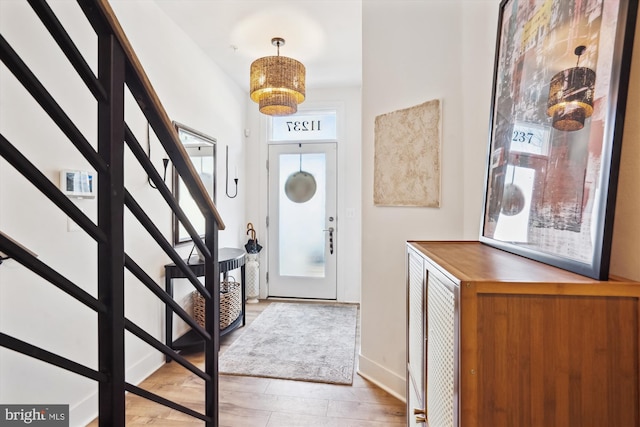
top-left (226, 145), bottom-right (238, 198)
top-left (146, 121), bottom-right (170, 189)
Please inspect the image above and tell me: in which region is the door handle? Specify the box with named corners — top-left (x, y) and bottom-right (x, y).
top-left (323, 227), bottom-right (334, 254)
top-left (414, 408), bottom-right (427, 423)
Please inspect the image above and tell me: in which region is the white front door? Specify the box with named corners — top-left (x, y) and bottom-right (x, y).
top-left (267, 142), bottom-right (337, 299)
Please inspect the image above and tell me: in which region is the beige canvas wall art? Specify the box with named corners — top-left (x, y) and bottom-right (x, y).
top-left (374, 99), bottom-right (441, 207)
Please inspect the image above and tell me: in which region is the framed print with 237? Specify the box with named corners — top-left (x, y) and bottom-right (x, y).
top-left (480, 0), bottom-right (638, 280)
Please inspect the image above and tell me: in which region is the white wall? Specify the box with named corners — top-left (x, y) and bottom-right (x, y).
top-left (245, 86), bottom-right (363, 303)
top-left (359, 0), bottom-right (498, 399)
top-left (0, 1), bottom-right (246, 425)
top-left (359, 0), bottom-right (640, 401)
top-left (610, 5), bottom-right (640, 282)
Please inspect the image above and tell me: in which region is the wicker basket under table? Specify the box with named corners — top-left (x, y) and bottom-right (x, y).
top-left (192, 279), bottom-right (241, 330)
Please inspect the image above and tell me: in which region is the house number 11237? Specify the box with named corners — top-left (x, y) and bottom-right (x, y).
top-left (286, 120), bottom-right (321, 132)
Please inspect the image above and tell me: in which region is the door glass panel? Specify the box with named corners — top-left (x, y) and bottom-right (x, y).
top-left (278, 152), bottom-right (326, 278)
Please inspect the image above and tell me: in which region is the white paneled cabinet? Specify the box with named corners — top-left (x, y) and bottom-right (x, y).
top-left (407, 247), bottom-right (426, 424)
top-left (407, 245), bottom-right (459, 426)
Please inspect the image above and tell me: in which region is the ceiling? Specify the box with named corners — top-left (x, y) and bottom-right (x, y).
top-left (153, 0), bottom-right (363, 93)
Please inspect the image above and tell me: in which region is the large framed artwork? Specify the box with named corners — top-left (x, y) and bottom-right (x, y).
top-left (374, 99), bottom-right (441, 207)
top-left (480, 0), bottom-right (638, 280)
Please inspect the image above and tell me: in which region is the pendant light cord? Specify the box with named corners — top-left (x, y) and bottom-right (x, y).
top-left (574, 45), bottom-right (586, 67)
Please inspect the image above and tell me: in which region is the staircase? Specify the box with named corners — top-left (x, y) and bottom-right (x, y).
top-left (0, 1), bottom-right (224, 425)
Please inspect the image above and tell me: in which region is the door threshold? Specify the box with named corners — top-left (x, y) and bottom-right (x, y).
top-left (266, 297), bottom-right (358, 306)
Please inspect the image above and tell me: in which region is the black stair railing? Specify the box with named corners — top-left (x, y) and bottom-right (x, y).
top-left (0, 0), bottom-right (224, 425)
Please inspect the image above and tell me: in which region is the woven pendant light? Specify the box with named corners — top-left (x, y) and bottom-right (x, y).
top-left (250, 38), bottom-right (306, 116)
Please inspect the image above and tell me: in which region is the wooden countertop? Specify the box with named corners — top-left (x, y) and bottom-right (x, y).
top-left (407, 241), bottom-right (636, 287)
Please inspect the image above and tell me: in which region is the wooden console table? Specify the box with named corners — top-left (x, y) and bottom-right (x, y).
top-left (164, 247), bottom-right (246, 360)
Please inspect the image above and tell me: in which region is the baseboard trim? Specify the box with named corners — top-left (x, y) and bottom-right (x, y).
top-left (127, 350), bottom-right (166, 386)
top-left (357, 353), bottom-right (406, 403)
top-left (72, 351), bottom-right (164, 425)
top-left (71, 390), bottom-right (98, 427)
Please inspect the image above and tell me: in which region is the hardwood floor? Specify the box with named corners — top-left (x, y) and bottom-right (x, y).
top-left (88, 301), bottom-right (406, 426)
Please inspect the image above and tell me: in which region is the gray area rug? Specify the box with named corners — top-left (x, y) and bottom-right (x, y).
top-left (219, 302), bottom-right (358, 385)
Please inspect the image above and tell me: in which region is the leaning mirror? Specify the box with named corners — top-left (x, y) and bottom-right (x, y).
top-left (172, 122), bottom-right (216, 246)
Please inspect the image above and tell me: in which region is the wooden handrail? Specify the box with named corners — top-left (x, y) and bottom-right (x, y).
top-left (82, 0), bottom-right (225, 230)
